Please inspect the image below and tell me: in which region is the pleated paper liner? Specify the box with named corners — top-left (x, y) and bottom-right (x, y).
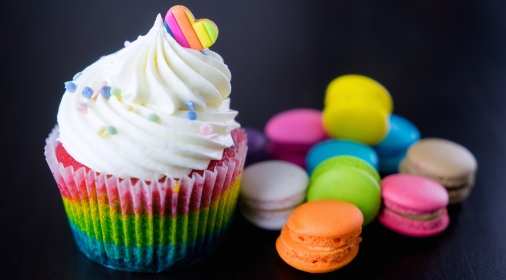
top-left (45, 126), bottom-right (247, 272)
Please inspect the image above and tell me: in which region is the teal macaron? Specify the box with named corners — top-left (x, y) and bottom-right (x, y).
top-left (307, 156), bottom-right (381, 226)
top-left (306, 139), bottom-right (379, 175)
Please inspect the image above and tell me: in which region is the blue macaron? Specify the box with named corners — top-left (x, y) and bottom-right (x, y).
top-left (306, 139), bottom-right (379, 174)
top-left (374, 114), bottom-right (420, 156)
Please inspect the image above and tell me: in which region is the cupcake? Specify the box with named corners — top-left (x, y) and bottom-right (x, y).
top-left (45, 8), bottom-right (246, 272)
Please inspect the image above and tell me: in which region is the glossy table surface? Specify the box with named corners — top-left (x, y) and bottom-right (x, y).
top-left (2, 0), bottom-right (506, 279)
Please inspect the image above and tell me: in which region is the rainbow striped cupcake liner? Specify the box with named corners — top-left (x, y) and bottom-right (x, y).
top-left (45, 126), bottom-right (246, 272)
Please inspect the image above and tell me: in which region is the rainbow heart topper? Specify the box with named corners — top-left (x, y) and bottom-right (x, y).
top-left (164, 5), bottom-right (219, 51)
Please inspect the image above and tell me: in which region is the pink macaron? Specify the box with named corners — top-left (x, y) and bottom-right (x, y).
top-left (265, 109), bottom-right (328, 168)
top-left (378, 174), bottom-right (449, 237)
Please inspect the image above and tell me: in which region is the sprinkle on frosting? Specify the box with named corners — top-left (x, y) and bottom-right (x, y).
top-left (124, 40), bottom-right (131, 47)
top-left (73, 72), bottom-right (82, 81)
top-left (65, 82), bottom-right (77, 93)
top-left (200, 123), bottom-right (212, 135)
top-left (75, 102), bottom-right (88, 113)
top-left (91, 81), bottom-right (108, 98)
top-left (97, 126), bottom-right (106, 135)
top-left (102, 86), bottom-right (112, 99)
top-left (111, 87), bottom-right (122, 97)
top-left (106, 126), bottom-right (117, 135)
top-left (187, 111), bottom-right (197, 120)
top-left (147, 113), bottom-right (160, 122)
top-left (184, 101), bottom-right (195, 111)
top-left (206, 133), bottom-right (219, 139)
top-left (82, 87), bottom-right (93, 98)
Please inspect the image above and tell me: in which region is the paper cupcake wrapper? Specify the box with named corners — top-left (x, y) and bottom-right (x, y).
top-left (45, 126), bottom-right (246, 272)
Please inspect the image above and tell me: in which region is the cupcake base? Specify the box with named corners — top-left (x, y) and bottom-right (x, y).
top-left (45, 126), bottom-right (247, 272)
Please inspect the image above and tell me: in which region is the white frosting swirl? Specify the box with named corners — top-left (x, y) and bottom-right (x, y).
top-left (57, 14), bottom-right (239, 180)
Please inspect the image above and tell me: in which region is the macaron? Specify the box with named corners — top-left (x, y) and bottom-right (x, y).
top-left (265, 109), bottom-right (328, 168)
top-left (240, 161), bottom-right (309, 230)
top-left (307, 156), bottom-right (381, 226)
top-left (374, 114), bottom-right (420, 156)
top-left (243, 127), bottom-right (268, 166)
top-left (325, 74), bottom-right (393, 113)
top-left (276, 200), bottom-right (363, 273)
top-left (306, 139), bottom-right (379, 175)
top-left (323, 101), bottom-right (390, 146)
top-left (378, 174), bottom-right (450, 237)
top-left (399, 138), bottom-right (477, 204)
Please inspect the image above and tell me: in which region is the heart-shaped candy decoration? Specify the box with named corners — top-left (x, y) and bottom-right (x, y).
top-left (165, 5), bottom-right (219, 51)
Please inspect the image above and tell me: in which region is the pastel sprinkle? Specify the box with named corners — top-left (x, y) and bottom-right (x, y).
top-left (187, 111), bottom-right (197, 120)
top-left (206, 133), bottom-right (219, 139)
top-left (147, 113), bottom-right (160, 122)
top-left (201, 50), bottom-right (207, 56)
top-left (97, 126), bottom-right (106, 135)
top-left (200, 123), bottom-right (212, 135)
top-left (92, 81), bottom-right (108, 98)
top-left (75, 102), bottom-right (88, 113)
top-left (123, 93), bottom-right (133, 101)
top-left (65, 82), bottom-right (77, 93)
top-left (73, 72), bottom-right (82, 81)
top-left (124, 40), bottom-right (131, 47)
top-left (111, 87), bottom-right (122, 97)
top-left (106, 126), bottom-right (117, 135)
top-left (101, 86), bottom-right (112, 99)
top-left (82, 87), bottom-right (93, 98)
top-left (184, 101), bottom-right (195, 111)
top-left (123, 104), bottom-right (134, 111)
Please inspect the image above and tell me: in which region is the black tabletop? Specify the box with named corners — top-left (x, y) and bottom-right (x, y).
top-left (2, 0), bottom-right (506, 279)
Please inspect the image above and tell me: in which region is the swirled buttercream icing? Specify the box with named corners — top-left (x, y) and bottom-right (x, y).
top-left (57, 14), bottom-right (239, 180)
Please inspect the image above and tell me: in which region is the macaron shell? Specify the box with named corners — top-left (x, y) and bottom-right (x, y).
top-left (310, 155), bottom-right (380, 183)
top-left (240, 161), bottom-right (309, 202)
top-left (307, 168), bottom-right (380, 225)
top-left (381, 174), bottom-right (449, 213)
top-left (325, 74), bottom-right (393, 113)
top-left (287, 200), bottom-right (364, 238)
top-left (276, 226), bottom-right (360, 273)
top-left (374, 114), bottom-right (420, 156)
top-left (265, 108), bottom-right (328, 144)
top-left (378, 207), bottom-right (450, 237)
top-left (404, 138), bottom-right (477, 179)
top-left (323, 102), bottom-right (389, 146)
top-left (306, 140), bottom-right (379, 174)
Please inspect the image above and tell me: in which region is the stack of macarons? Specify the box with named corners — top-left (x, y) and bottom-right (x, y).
top-left (238, 74), bottom-right (478, 274)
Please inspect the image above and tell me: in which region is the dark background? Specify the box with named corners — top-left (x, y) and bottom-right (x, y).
top-left (1, 0), bottom-right (506, 279)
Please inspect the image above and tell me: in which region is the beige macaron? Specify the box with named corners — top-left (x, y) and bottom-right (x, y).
top-left (399, 138), bottom-right (477, 204)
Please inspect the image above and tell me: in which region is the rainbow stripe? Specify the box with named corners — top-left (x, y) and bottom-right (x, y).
top-left (59, 174), bottom-right (241, 272)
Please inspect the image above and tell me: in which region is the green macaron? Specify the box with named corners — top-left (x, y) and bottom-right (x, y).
top-left (307, 156), bottom-right (381, 226)
top-left (311, 155), bottom-right (380, 183)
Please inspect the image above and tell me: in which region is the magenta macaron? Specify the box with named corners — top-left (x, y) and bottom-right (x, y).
top-left (378, 174), bottom-right (450, 237)
top-left (265, 108), bottom-right (328, 168)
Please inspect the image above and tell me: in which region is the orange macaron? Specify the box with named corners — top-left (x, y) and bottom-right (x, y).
top-left (275, 200), bottom-right (363, 273)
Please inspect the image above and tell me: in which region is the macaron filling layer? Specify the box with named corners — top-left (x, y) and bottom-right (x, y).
top-left (380, 208), bottom-right (450, 235)
top-left (393, 209), bottom-right (442, 221)
top-left (288, 228), bottom-right (362, 251)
